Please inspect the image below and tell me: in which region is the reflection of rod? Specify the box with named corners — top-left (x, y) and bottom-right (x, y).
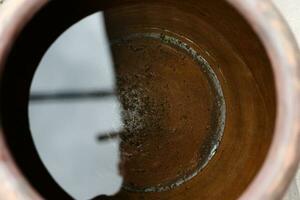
top-left (97, 132), bottom-right (120, 142)
top-left (30, 90), bottom-right (115, 102)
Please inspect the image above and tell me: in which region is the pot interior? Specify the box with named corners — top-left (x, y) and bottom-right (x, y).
top-left (0, 0), bottom-right (276, 199)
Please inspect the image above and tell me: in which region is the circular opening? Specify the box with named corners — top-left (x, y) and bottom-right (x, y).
top-left (0, 0), bottom-right (276, 199)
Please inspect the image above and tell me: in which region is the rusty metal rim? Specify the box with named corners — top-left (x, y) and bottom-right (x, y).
top-left (0, 0), bottom-right (299, 199)
top-left (0, 1), bottom-right (48, 199)
top-left (228, 0), bottom-right (300, 199)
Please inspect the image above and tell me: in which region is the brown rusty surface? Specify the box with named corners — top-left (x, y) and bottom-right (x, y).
top-left (113, 33), bottom-right (224, 192)
top-left (0, 0), bottom-right (300, 200)
top-left (228, 0), bottom-right (300, 199)
top-left (96, 1), bottom-right (276, 199)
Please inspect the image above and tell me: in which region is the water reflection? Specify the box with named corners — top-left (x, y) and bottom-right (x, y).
top-left (29, 12), bottom-right (123, 200)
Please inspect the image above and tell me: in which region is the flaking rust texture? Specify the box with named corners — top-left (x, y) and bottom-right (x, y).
top-left (112, 32), bottom-right (225, 192)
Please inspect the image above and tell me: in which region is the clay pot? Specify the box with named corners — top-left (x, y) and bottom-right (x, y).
top-left (0, 0), bottom-right (300, 199)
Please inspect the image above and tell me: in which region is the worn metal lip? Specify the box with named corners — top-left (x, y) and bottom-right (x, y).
top-left (0, 0), bottom-right (300, 199)
top-left (0, 0), bottom-right (48, 199)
